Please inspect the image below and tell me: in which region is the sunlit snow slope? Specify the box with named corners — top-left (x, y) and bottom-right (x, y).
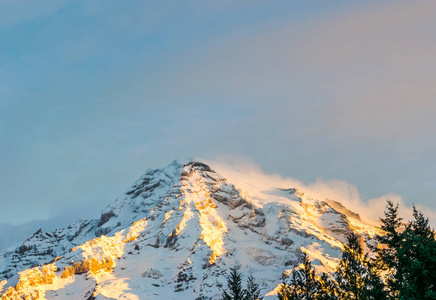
top-left (0, 160), bottom-right (380, 299)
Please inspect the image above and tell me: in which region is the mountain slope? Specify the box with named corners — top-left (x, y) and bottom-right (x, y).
top-left (0, 160), bottom-right (380, 299)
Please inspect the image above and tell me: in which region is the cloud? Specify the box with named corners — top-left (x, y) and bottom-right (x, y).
top-left (205, 156), bottom-right (436, 227)
top-left (1, 0), bottom-right (435, 239)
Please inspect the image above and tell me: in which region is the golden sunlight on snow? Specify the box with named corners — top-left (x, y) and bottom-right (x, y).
top-left (0, 161), bottom-right (386, 299)
top-left (179, 172), bottom-right (228, 264)
top-left (1, 217), bottom-right (151, 299)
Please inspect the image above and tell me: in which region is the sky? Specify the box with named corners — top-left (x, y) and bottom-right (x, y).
top-left (1, 0), bottom-right (436, 250)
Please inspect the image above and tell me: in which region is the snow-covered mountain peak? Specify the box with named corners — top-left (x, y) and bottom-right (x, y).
top-left (0, 160), bottom-right (381, 299)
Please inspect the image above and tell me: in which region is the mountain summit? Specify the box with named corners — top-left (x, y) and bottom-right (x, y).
top-left (0, 160), bottom-right (379, 299)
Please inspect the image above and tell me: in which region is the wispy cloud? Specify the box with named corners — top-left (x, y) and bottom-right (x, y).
top-left (205, 156), bottom-right (436, 227)
top-left (1, 0), bottom-right (435, 242)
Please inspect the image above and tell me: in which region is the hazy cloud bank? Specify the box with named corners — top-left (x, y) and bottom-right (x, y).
top-left (206, 156), bottom-right (436, 227)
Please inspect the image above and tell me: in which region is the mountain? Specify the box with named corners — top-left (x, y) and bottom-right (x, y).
top-left (0, 160), bottom-right (380, 299)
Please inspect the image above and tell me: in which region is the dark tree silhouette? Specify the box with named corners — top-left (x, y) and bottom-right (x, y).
top-left (271, 200), bottom-right (436, 300)
top-left (375, 200), bottom-right (403, 299)
top-left (396, 206), bottom-right (436, 300)
top-left (277, 252), bottom-right (325, 300)
top-left (244, 274), bottom-right (264, 300)
top-left (317, 272), bottom-right (338, 300)
top-left (335, 232), bottom-right (386, 300)
top-left (222, 267), bottom-right (245, 300)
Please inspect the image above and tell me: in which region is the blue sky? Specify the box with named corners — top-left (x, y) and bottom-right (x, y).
top-left (1, 0), bottom-right (436, 249)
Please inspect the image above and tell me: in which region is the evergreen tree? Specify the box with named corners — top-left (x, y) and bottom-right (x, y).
top-left (335, 231), bottom-right (386, 300)
top-left (222, 266), bottom-right (246, 300)
top-left (318, 273), bottom-right (339, 300)
top-left (376, 200), bottom-right (403, 299)
top-left (294, 252), bottom-right (320, 300)
top-left (277, 201), bottom-right (436, 300)
top-left (277, 252), bottom-right (322, 300)
top-left (277, 271), bottom-right (302, 300)
top-left (396, 206), bottom-right (436, 300)
top-left (244, 274), bottom-right (264, 300)
top-left (277, 280), bottom-right (295, 300)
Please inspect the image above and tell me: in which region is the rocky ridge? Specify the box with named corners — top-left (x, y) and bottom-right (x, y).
top-left (0, 160), bottom-right (380, 299)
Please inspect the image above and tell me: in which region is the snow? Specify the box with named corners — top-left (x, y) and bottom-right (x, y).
top-left (0, 160), bottom-right (382, 299)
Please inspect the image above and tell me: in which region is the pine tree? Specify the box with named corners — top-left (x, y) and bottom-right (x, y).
top-left (277, 271), bottom-right (302, 300)
top-left (222, 266), bottom-right (246, 300)
top-left (335, 231), bottom-right (386, 300)
top-left (244, 274), bottom-right (263, 300)
top-left (376, 200), bottom-right (403, 299)
top-left (318, 273), bottom-right (338, 300)
top-left (294, 252), bottom-right (319, 300)
top-left (277, 252), bottom-right (322, 300)
top-left (277, 280), bottom-right (295, 300)
top-left (397, 206), bottom-right (436, 300)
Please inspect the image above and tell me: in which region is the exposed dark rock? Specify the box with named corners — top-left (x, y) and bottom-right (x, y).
top-left (248, 209), bottom-right (266, 227)
top-left (98, 211), bottom-right (116, 227)
top-left (143, 182), bottom-right (160, 193)
top-left (185, 161), bottom-right (213, 172)
top-left (131, 189), bottom-right (143, 199)
top-left (289, 228), bottom-right (311, 238)
top-left (326, 200), bottom-right (361, 220)
top-left (285, 260), bottom-right (295, 266)
top-left (17, 244), bottom-right (34, 255)
top-left (85, 288), bottom-right (97, 300)
top-left (211, 192), bottom-right (246, 209)
top-left (280, 237), bottom-right (294, 246)
top-left (164, 230), bottom-right (177, 248)
top-left (175, 267), bottom-right (196, 292)
top-left (95, 227), bottom-right (111, 237)
top-left (280, 188), bottom-right (297, 194)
